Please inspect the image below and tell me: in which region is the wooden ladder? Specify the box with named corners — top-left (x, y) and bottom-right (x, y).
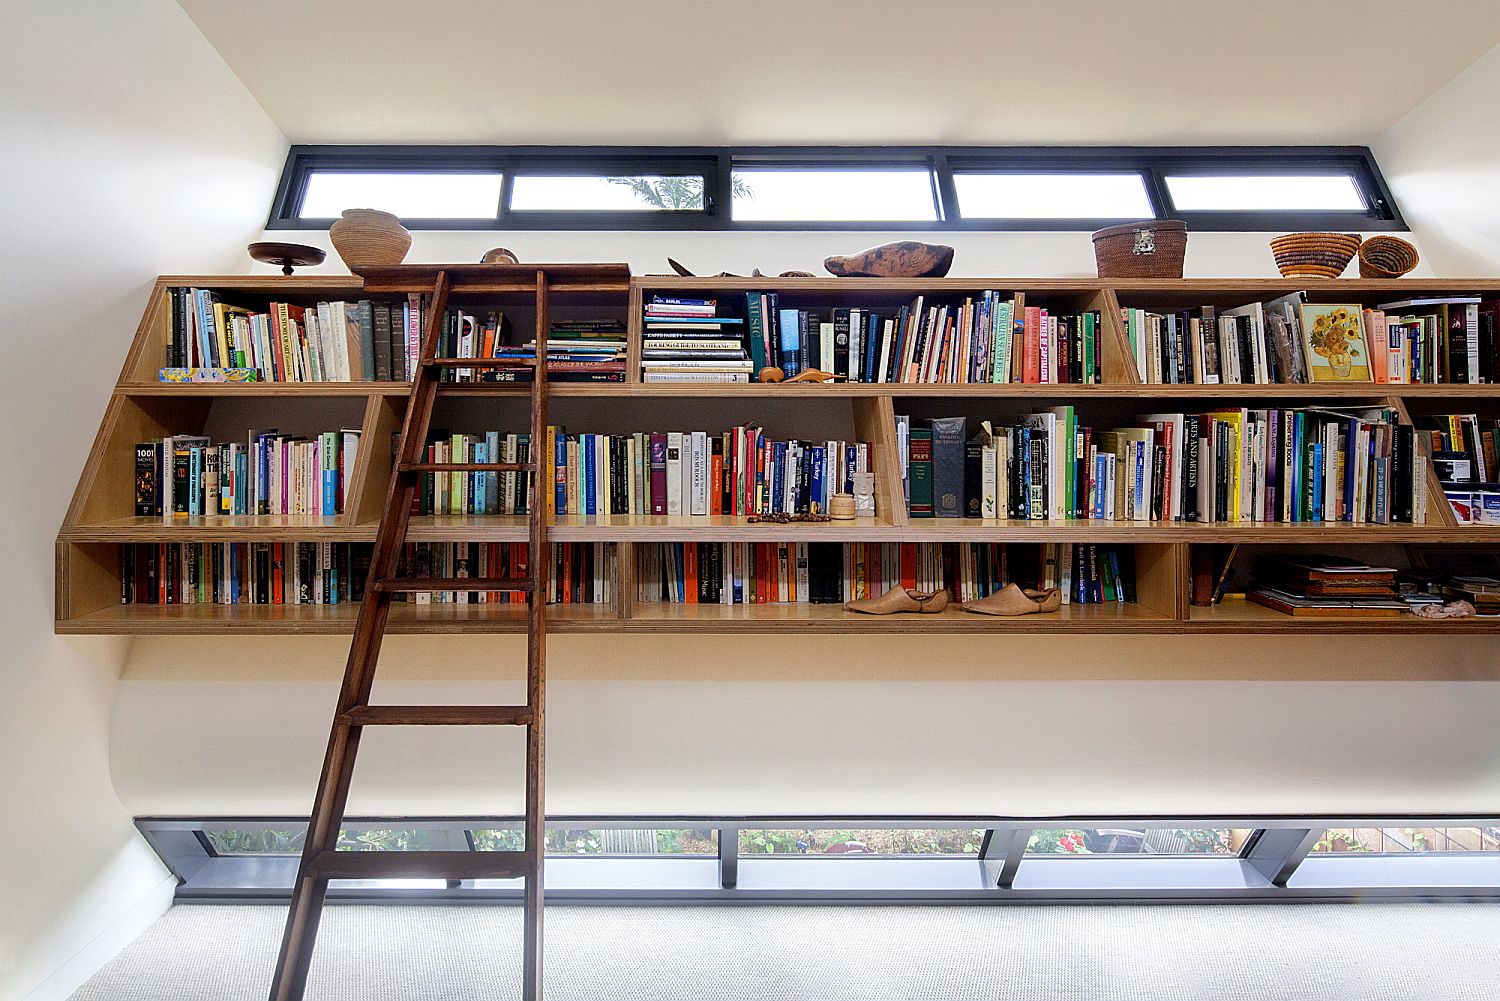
top-left (269, 263), bottom-right (625, 1000)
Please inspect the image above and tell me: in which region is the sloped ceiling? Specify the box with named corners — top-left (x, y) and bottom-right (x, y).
top-left (177, 0), bottom-right (1500, 146)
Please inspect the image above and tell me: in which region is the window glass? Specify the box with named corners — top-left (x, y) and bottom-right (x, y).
top-left (203, 827), bottom-right (432, 854)
top-left (510, 175), bottom-right (708, 212)
top-left (1024, 828), bottom-right (1251, 856)
top-left (738, 828), bottom-right (985, 856)
top-left (1311, 827), bottom-right (1500, 854)
top-left (470, 827), bottom-right (717, 855)
top-left (1164, 174), bottom-right (1365, 211)
top-left (299, 171), bottom-right (502, 218)
top-left (955, 173), bottom-right (1154, 219)
top-left (730, 169), bottom-right (939, 222)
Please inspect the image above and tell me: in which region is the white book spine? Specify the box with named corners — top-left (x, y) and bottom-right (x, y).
top-left (690, 431), bottom-right (708, 516)
top-left (981, 445), bottom-right (997, 519)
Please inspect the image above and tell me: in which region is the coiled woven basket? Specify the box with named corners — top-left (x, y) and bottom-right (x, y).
top-left (1269, 232), bottom-right (1361, 279)
top-left (1357, 236), bottom-right (1420, 278)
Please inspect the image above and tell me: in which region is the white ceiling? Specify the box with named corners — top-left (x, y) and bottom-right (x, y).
top-left (177, 0), bottom-right (1500, 146)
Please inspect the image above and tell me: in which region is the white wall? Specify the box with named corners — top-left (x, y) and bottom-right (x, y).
top-left (1376, 41), bottom-right (1500, 276)
top-left (107, 224), bottom-right (1500, 824)
top-left (0, 1), bottom-right (286, 997)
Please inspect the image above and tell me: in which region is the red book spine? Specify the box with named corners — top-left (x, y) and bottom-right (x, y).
top-left (1023, 307), bottom-right (1041, 384)
top-left (901, 543), bottom-right (917, 590)
top-left (684, 543), bottom-right (698, 605)
top-left (710, 451), bottom-right (723, 516)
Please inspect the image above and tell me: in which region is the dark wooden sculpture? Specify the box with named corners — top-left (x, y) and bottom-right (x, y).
top-left (824, 241), bottom-right (955, 278)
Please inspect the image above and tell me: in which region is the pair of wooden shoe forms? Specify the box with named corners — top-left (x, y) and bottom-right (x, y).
top-left (845, 583), bottom-right (1061, 616)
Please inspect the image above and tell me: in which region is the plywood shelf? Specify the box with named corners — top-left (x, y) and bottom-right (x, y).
top-left (54, 600), bottom-right (622, 635)
top-left (1187, 597), bottom-right (1500, 634)
top-left (57, 272), bottom-right (1500, 636)
top-left (627, 600), bottom-right (1174, 633)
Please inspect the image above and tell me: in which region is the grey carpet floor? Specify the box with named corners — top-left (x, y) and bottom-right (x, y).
top-left (72, 902), bottom-right (1500, 999)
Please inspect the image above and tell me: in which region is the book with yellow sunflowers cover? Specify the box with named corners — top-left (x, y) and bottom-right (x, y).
top-left (1298, 304), bottom-right (1371, 382)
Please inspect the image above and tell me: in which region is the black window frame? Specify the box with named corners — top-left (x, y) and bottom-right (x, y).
top-left (268, 144), bottom-right (1405, 233)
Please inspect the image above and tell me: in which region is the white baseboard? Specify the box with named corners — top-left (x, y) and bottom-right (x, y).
top-left (20, 875), bottom-right (177, 1001)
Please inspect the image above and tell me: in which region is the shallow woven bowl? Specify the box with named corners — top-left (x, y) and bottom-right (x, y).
top-left (1358, 235), bottom-right (1420, 278)
top-left (1270, 232), bottom-right (1361, 279)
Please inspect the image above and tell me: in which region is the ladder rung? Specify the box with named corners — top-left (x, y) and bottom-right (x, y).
top-left (375, 577), bottom-right (534, 593)
top-left (425, 357), bottom-right (536, 368)
top-left (341, 705), bottom-right (533, 727)
top-left (311, 850), bottom-right (531, 881)
top-left (398, 462), bottom-right (535, 473)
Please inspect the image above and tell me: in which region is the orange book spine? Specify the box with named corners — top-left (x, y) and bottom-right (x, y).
top-left (900, 542), bottom-right (917, 590)
top-left (685, 543), bottom-right (698, 605)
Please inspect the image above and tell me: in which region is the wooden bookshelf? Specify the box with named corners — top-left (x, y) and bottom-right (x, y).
top-left (55, 273), bottom-right (1500, 635)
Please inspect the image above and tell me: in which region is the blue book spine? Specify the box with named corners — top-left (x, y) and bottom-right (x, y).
top-left (771, 442), bottom-right (787, 514)
top-left (1019, 427), bottom-right (1032, 518)
top-left (471, 441), bottom-right (485, 515)
top-left (554, 433), bottom-right (568, 516)
top-left (584, 434), bottom-right (597, 516)
top-left (845, 445), bottom-right (857, 494)
top-left (863, 313), bottom-right (880, 383)
top-left (323, 467), bottom-right (337, 517)
top-left (1093, 454), bottom-right (1106, 519)
top-left (809, 446), bottom-right (825, 511)
top-left (778, 308), bottom-right (801, 377)
top-left (1311, 442), bottom-right (1324, 522)
top-left (1134, 442), bottom-right (1147, 516)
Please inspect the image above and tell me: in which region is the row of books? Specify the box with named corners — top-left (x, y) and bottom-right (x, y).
top-left (642, 298), bottom-right (751, 383)
top-left (898, 406), bottom-right (1430, 524)
top-left (733, 292), bottom-right (1103, 385)
top-left (120, 542), bottom-right (369, 605)
top-left (637, 542), bottom-right (1136, 605)
top-left (164, 289), bottom-right (423, 382)
top-left (431, 313), bottom-right (629, 383)
top-left (1128, 295), bottom-right (1500, 386)
top-left (389, 542), bottom-right (611, 605)
top-left (411, 427), bottom-right (874, 519)
top-left (116, 541), bottom-right (609, 606)
top-left (134, 430), bottom-right (360, 518)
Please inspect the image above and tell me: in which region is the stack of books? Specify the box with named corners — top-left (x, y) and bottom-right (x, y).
top-left (162, 289), bottom-right (424, 382)
top-left (527, 319), bottom-right (627, 382)
top-left (1247, 555), bottom-right (1404, 617)
top-left (641, 297), bottom-right (752, 382)
top-left (119, 542), bottom-right (368, 605)
top-left (899, 405), bottom-right (1429, 524)
top-left (637, 541), bottom-right (1134, 606)
top-left (136, 430), bottom-right (360, 518)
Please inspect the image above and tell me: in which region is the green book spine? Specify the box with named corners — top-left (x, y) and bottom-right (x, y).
top-left (744, 293), bottom-right (767, 373)
top-left (908, 428), bottom-right (934, 517)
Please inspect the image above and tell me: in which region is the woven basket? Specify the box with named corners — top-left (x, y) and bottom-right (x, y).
top-left (329, 208), bottom-right (411, 270)
top-left (1269, 232), bottom-right (1360, 279)
top-left (1092, 221), bottom-right (1187, 278)
top-left (1358, 235), bottom-right (1420, 278)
